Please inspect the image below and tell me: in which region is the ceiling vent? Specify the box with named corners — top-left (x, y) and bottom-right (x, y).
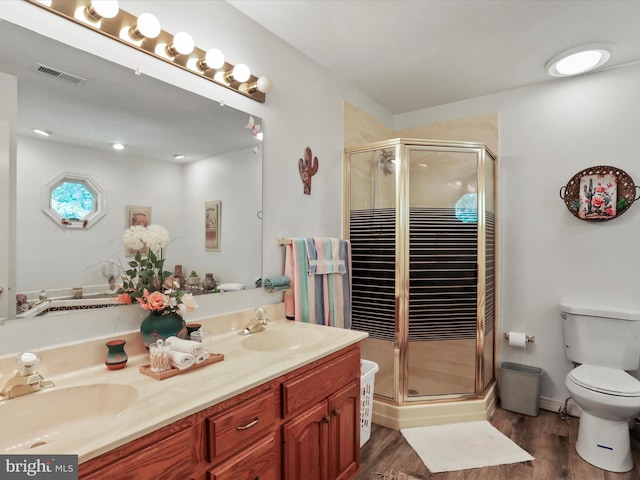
top-left (33, 63), bottom-right (87, 86)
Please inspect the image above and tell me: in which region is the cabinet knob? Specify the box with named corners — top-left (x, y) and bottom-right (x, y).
top-left (236, 417), bottom-right (259, 430)
top-left (333, 409), bottom-right (340, 416)
top-left (323, 415), bottom-right (331, 423)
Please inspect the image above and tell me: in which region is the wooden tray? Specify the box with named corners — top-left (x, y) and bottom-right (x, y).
top-left (139, 353), bottom-right (225, 380)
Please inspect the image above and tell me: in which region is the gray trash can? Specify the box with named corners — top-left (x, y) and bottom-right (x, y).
top-left (498, 361), bottom-right (543, 416)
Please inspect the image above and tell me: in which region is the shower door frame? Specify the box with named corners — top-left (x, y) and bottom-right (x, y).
top-left (344, 138), bottom-right (499, 405)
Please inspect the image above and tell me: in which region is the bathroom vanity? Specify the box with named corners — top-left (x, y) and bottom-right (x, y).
top-left (0, 305), bottom-right (367, 480)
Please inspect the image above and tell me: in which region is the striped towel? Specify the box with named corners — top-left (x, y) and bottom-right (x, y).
top-left (305, 237), bottom-right (346, 275)
top-left (285, 238), bottom-right (351, 328)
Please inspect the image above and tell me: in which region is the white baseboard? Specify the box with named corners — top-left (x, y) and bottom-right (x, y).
top-left (537, 396), bottom-right (581, 418)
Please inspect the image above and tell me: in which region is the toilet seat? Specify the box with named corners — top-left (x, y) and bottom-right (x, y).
top-left (568, 364), bottom-right (640, 397)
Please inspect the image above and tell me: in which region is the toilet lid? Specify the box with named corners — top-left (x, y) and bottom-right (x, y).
top-left (569, 364), bottom-right (640, 397)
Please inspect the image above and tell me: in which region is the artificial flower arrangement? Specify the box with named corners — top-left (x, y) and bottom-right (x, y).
top-left (115, 224), bottom-right (198, 316)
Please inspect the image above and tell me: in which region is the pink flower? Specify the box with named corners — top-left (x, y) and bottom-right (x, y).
top-left (116, 293), bottom-right (132, 305)
top-left (145, 290), bottom-right (167, 311)
top-left (605, 208), bottom-right (615, 216)
top-left (592, 196), bottom-right (605, 207)
top-left (595, 186), bottom-right (606, 193)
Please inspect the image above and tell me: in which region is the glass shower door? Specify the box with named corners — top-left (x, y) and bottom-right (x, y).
top-left (405, 147), bottom-right (479, 399)
top-left (347, 147), bottom-right (397, 400)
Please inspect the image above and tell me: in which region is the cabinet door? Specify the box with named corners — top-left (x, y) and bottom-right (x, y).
top-left (283, 400), bottom-right (329, 480)
top-left (328, 381), bottom-right (360, 480)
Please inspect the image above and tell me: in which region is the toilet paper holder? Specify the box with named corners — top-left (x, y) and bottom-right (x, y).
top-left (503, 332), bottom-right (535, 343)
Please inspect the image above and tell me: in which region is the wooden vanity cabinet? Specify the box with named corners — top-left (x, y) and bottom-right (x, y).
top-left (281, 346), bottom-right (361, 480)
top-left (78, 344), bottom-right (361, 480)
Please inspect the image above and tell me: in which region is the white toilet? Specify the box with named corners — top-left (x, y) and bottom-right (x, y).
top-left (561, 303), bottom-right (640, 472)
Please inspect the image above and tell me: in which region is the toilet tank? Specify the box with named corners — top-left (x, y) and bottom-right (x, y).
top-left (561, 303), bottom-right (640, 369)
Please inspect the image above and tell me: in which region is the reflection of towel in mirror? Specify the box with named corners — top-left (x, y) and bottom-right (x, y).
top-left (195, 351), bottom-right (210, 364)
top-left (264, 275), bottom-right (291, 291)
top-left (217, 283), bottom-right (246, 291)
top-left (166, 336), bottom-right (204, 355)
top-left (170, 351), bottom-right (195, 370)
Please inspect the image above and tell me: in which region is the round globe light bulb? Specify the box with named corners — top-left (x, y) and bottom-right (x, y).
top-left (136, 13), bottom-right (161, 39)
top-left (89, 0), bottom-right (119, 19)
top-left (171, 32), bottom-right (195, 55)
top-left (256, 76), bottom-right (273, 93)
top-left (232, 64), bottom-right (251, 83)
top-left (203, 49), bottom-right (225, 70)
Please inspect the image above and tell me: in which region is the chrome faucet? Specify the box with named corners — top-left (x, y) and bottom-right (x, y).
top-left (0, 352), bottom-right (54, 401)
top-left (240, 307), bottom-right (271, 335)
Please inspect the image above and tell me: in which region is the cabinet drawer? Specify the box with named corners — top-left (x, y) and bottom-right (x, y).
top-left (81, 427), bottom-right (198, 480)
top-left (282, 348), bottom-right (360, 417)
top-left (209, 432), bottom-right (277, 480)
top-left (208, 390), bottom-right (277, 462)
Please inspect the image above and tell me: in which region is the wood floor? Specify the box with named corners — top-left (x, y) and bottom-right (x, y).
top-left (357, 407), bottom-right (640, 480)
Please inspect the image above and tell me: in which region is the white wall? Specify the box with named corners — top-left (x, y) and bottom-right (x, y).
top-left (395, 64), bottom-right (640, 403)
top-left (181, 147), bottom-right (262, 287)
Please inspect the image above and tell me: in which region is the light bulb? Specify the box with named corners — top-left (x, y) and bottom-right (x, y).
top-left (132, 13), bottom-right (161, 39)
top-left (232, 64), bottom-right (251, 83)
top-left (87, 0), bottom-right (119, 19)
top-left (256, 76), bottom-right (273, 93)
top-left (200, 48), bottom-right (225, 71)
top-left (168, 32), bottom-right (195, 56)
top-left (555, 51), bottom-right (603, 76)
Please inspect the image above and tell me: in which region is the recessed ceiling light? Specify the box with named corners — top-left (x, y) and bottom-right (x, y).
top-left (33, 129), bottom-right (51, 137)
top-left (112, 143), bottom-right (125, 150)
top-left (546, 44), bottom-right (613, 77)
top-left (173, 154), bottom-right (185, 160)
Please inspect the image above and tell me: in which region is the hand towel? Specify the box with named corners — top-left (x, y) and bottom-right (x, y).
top-left (217, 283), bottom-right (246, 291)
top-left (166, 336), bottom-right (204, 355)
top-left (195, 350), bottom-right (211, 364)
top-left (264, 275), bottom-right (291, 291)
top-left (170, 351), bottom-right (195, 370)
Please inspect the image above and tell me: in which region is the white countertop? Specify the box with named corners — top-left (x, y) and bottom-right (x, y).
top-left (0, 306), bottom-right (367, 462)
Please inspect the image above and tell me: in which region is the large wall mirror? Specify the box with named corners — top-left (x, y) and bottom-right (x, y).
top-left (0, 19), bottom-right (263, 322)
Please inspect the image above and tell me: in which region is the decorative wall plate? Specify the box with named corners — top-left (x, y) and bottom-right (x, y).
top-left (560, 165), bottom-right (639, 221)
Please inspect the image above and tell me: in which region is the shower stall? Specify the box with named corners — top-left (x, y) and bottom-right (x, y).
top-left (344, 139), bottom-right (497, 428)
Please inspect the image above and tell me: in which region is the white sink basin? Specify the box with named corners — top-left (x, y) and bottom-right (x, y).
top-left (240, 329), bottom-right (324, 352)
top-left (0, 383), bottom-right (137, 452)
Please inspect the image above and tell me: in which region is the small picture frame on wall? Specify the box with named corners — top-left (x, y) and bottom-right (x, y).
top-left (205, 201), bottom-right (221, 252)
top-left (126, 205), bottom-right (151, 256)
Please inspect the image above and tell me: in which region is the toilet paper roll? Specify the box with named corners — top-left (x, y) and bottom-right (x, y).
top-left (508, 331), bottom-right (528, 348)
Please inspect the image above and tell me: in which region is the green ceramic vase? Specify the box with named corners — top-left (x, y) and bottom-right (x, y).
top-left (140, 312), bottom-right (187, 349)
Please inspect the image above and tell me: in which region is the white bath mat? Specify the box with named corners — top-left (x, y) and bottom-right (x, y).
top-left (400, 420), bottom-right (534, 473)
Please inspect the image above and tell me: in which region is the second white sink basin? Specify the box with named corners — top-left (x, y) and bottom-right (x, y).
top-left (241, 329), bottom-right (324, 352)
top-left (0, 383), bottom-right (137, 453)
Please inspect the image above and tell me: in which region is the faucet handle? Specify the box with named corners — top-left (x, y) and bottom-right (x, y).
top-left (16, 352), bottom-right (41, 375)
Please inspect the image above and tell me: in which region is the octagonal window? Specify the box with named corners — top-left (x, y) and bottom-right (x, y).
top-left (42, 173), bottom-right (105, 229)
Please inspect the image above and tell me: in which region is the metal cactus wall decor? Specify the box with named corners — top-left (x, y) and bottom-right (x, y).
top-left (298, 146), bottom-right (319, 195)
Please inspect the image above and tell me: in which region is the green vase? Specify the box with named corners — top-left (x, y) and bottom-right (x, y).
top-left (140, 312), bottom-right (187, 349)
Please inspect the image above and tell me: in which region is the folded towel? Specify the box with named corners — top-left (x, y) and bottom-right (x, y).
top-left (217, 283), bottom-right (246, 291)
top-left (195, 350), bottom-right (211, 364)
top-left (170, 351), bottom-right (195, 370)
top-left (264, 275), bottom-right (291, 291)
top-left (166, 336), bottom-right (204, 355)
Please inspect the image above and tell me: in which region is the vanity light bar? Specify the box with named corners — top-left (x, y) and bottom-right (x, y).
top-left (26, 0), bottom-right (271, 103)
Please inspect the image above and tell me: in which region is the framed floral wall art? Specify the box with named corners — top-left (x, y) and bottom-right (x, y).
top-left (205, 200), bottom-right (221, 252)
top-left (126, 205), bottom-right (151, 256)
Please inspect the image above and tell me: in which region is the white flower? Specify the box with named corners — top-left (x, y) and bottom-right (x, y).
top-left (142, 225), bottom-right (170, 253)
top-left (123, 225), bottom-right (146, 251)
